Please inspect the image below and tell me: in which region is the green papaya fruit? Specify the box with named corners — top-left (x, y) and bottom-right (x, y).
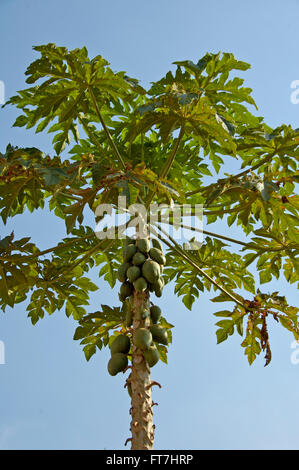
top-left (150, 325), bottom-right (168, 345)
top-left (123, 244), bottom-right (137, 262)
top-left (150, 305), bottom-right (161, 324)
top-left (133, 328), bottom-right (152, 350)
top-left (149, 247), bottom-right (166, 265)
top-left (117, 262), bottom-right (131, 283)
top-left (120, 281), bottom-right (133, 299)
top-left (154, 277), bottom-right (164, 297)
top-left (144, 345), bottom-right (160, 367)
top-left (124, 237), bottom-right (135, 248)
top-left (152, 238), bottom-right (163, 251)
top-left (136, 238), bottom-right (150, 254)
top-left (132, 252), bottom-right (146, 266)
top-left (127, 265), bottom-right (141, 283)
top-left (125, 309), bottom-right (133, 328)
top-left (153, 277), bottom-right (164, 292)
top-left (142, 260), bottom-right (160, 283)
top-left (107, 353), bottom-right (128, 376)
top-left (110, 334), bottom-right (131, 355)
top-left (133, 277), bottom-right (148, 292)
top-left (148, 283), bottom-right (154, 292)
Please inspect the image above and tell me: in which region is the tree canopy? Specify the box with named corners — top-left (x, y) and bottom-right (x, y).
top-left (1, 43), bottom-right (298, 367)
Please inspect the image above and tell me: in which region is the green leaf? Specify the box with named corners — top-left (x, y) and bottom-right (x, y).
top-left (83, 344), bottom-right (96, 361)
top-left (156, 343), bottom-right (168, 364)
top-left (2, 46), bottom-right (299, 372)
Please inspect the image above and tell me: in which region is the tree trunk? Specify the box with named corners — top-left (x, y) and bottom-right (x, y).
top-left (129, 289), bottom-right (155, 450)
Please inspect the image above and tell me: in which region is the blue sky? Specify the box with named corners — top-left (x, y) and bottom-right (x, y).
top-left (0, 0), bottom-right (299, 450)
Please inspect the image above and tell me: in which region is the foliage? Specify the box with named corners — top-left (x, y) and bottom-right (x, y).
top-left (1, 44), bottom-right (298, 365)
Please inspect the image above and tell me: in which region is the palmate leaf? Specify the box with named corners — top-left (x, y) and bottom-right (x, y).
top-left (0, 234), bottom-right (40, 308)
top-left (140, 52), bottom-right (257, 144)
top-left (164, 237), bottom-right (255, 308)
top-left (0, 229), bottom-right (101, 320)
top-left (172, 269), bottom-right (204, 310)
top-left (241, 315), bottom-right (262, 365)
top-left (214, 307), bottom-right (263, 365)
top-left (215, 318), bottom-right (242, 344)
top-left (1, 45), bottom-right (298, 370)
top-left (156, 344), bottom-right (168, 364)
top-left (0, 145), bottom-right (90, 222)
top-left (254, 291), bottom-right (299, 342)
top-left (0, 146), bottom-right (46, 221)
top-left (238, 124), bottom-right (299, 172)
top-left (4, 43), bottom-right (143, 155)
top-left (129, 164), bottom-right (183, 202)
top-left (213, 290), bottom-right (299, 365)
top-left (97, 252), bottom-right (118, 288)
top-left (125, 76), bottom-right (238, 153)
top-left (26, 272), bottom-right (98, 324)
top-left (73, 304), bottom-right (125, 361)
top-left (63, 188), bottom-right (98, 233)
top-left (26, 287), bottom-right (60, 324)
top-left (241, 222), bottom-right (299, 288)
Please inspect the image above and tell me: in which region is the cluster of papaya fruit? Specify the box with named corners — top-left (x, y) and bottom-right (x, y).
top-left (107, 334), bottom-right (130, 376)
top-left (107, 236), bottom-right (169, 378)
top-left (133, 305), bottom-right (169, 368)
top-left (107, 305), bottom-right (169, 376)
top-left (117, 237), bottom-right (166, 299)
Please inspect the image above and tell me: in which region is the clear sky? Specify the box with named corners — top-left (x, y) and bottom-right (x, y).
top-left (0, 0), bottom-right (299, 450)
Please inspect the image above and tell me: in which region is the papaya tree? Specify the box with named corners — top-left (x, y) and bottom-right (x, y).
top-left (1, 44), bottom-right (299, 450)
